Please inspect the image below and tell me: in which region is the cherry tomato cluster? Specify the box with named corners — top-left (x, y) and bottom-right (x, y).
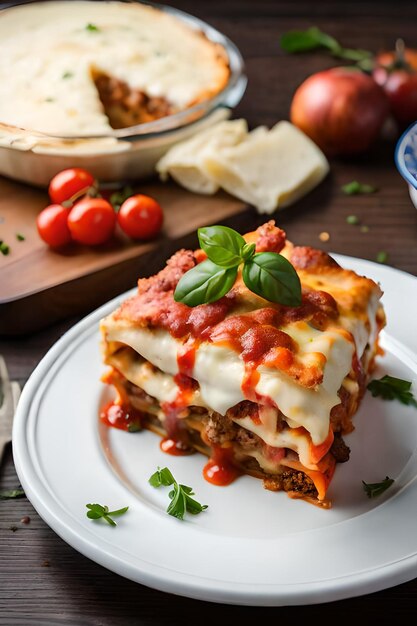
top-left (37, 168), bottom-right (164, 248)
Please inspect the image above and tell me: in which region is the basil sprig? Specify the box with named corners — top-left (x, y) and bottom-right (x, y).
top-left (174, 225), bottom-right (302, 307)
top-left (280, 26), bottom-right (372, 66)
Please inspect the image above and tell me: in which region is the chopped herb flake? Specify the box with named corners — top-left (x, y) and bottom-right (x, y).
top-left (0, 242), bottom-right (10, 256)
top-left (362, 476), bottom-right (394, 498)
top-left (86, 23), bottom-right (100, 32)
top-left (342, 181), bottom-right (378, 195)
top-left (346, 215), bottom-right (360, 225)
top-left (16, 233), bottom-right (25, 241)
top-left (376, 251), bottom-right (388, 264)
top-left (62, 71), bottom-right (74, 79)
top-left (0, 488), bottom-right (25, 500)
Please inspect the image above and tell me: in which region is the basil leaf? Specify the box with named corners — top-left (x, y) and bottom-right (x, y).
top-left (280, 26), bottom-right (340, 54)
top-left (198, 225), bottom-right (245, 268)
top-left (174, 260), bottom-right (237, 307)
top-left (242, 252), bottom-right (302, 306)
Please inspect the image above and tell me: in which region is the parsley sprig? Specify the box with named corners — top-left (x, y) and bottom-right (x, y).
top-left (174, 225), bottom-right (301, 308)
top-left (367, 375), bottom-right (417, 408)
top-left (149, 467), bottom-right (208, 520)
top-left (86, 503), bottom-right (129, 526)
top-left (362, 476), bottom-right (394, 498)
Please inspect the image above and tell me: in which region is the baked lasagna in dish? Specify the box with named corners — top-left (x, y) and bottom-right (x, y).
top-left (0, 1), bottom-right (230, 136)
top-left (100, 222), bottom-right (385, 507)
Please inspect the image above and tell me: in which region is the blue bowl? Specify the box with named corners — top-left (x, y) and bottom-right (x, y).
top-left (395, 121), bottom-right (417, 208)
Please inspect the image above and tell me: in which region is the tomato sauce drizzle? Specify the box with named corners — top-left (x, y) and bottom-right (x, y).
top-left (203, 446), bottom-right (241, 486)
top-left (100, 401), bottom-right (143, 432)
top-left (159, 345), bottom-right (198, 456)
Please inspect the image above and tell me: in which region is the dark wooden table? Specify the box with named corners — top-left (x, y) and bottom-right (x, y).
top-left (2, 1), bottom-right (417, 623)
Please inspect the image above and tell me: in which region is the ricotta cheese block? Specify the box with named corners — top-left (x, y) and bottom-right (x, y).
top-left (156, 120), bottom-right (329, 213)
top-left (0, 1), bottom-right (230, 136)
top-left (156, 119), bottom-right (249, 194)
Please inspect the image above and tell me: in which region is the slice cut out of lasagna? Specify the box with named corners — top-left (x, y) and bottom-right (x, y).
top-left (100, 222), bottom-right (385, 508)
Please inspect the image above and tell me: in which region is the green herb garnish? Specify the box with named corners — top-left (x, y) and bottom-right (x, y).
top-left (376, 251), bottom-right (389, 264)
top-left (342, 181), bottom-right (378, 195)
top-left (346, 215), bottom-right (360, 225)
top-left (86, 23), bottom-right (100, 32)
top-left (149, 467), bottom-right (208, 520)
top-left (62, 71), bottom-right (73, 79)
top-left (367, 375), bottom-right (417, 407)
top-left (362, 476), bottom-right (394, 498)
top-left (0, 488), bottom-right (25, 500)
top-left (85, 503), bottom-right (129, 526)
top-left (16, 233), bottom-right (25, 241)
top-left (0, 241), bottom-right (10, 256)
top-left (45, 97), bottom-right (55, 103)
top-left (280, 27), bottom-right (372, 66)
top-left (109, 186), bottom-right (134, 212)
top-left (174, 225), bottom-right (301, 308)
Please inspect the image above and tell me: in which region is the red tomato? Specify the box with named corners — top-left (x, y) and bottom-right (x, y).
top-left (375, 48), bottom-right (417, 73)
top-left (67, 198), bottom-right (116, 245)
top-left (373, 46), bottom-right (417, 128)
top-left (37, 204), bottom-right (72, 248)
top-left (290, 68), bottom-right (389, 156)
top-left (49, 168), bottom-right (95, 204)
top-left (117, 194), bottom-right (163, 240)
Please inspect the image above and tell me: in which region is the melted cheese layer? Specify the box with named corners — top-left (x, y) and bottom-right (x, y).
top-left (107, 350), bottom-right (325, 468)
top-left (104, 323), bottom-right (356, 445)
top-left (0, 1), bottom-right (229, 136)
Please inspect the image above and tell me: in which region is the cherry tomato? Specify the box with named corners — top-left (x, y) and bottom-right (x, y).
top-left (49, 168), bottom-right (95, 204)
top-left (67, 198), bottom-right (116, 245)
top-left (375, 48), bottom-right (417, 73)
top-left (373, 44), bottom-right (417, 128)
top-left (37, 204), bottom-right (72, 248)
top-left (117, 194), bottom-right (163, 240)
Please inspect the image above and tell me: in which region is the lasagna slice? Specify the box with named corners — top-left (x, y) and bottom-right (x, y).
top-left (100, 221), bottom-right (385, 507)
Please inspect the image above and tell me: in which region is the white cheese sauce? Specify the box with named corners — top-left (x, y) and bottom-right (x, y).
top-left (0, 1), bottom-right (228, 136)
top-left (105, 320), bottom-right (359, 446)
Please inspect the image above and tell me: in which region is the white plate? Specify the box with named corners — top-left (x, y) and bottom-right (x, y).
top-left (12, 255), bottom-right (417, 606)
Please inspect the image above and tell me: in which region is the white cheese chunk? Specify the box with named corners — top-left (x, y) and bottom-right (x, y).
top-left (157, 120), bottom-right (329, 213)
top-left (204, 121), bottom-right (329, 213)
top-left (156, 119), bottom-right (249, 194)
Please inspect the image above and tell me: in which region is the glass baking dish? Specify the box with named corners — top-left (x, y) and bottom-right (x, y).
top-left (0, 1), bottom-right (247, 186)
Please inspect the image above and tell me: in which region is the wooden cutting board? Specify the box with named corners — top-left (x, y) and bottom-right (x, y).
top-left (0, 176), bottom-right (248, 335)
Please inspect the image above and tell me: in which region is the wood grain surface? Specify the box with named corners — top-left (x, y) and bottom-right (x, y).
top-left (1, 0), bottom-right (417, 623)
